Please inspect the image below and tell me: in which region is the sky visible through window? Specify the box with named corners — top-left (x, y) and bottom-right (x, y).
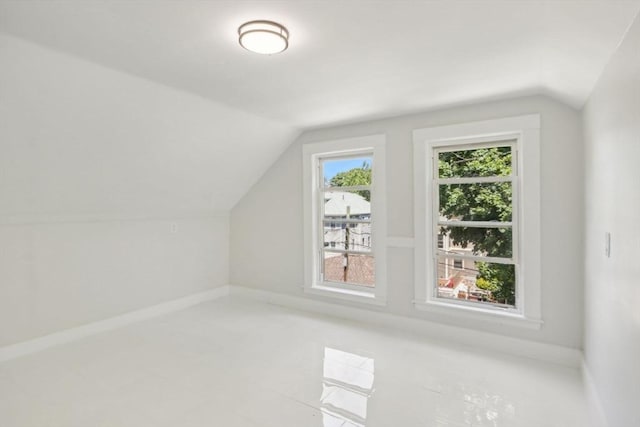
top-left (323, 157), bottom-right (371, 182)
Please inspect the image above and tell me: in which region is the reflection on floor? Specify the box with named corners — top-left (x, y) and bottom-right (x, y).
top-left (321, 347), bottom-right (375, 426)
top-left (0, 297), bottom-right (587, 427)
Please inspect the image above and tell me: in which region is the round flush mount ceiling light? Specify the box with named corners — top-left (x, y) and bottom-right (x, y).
top-left (238, 20), bottom-right (289, 55)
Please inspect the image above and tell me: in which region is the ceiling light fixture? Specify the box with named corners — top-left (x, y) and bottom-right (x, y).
top-left (238, 20), bottom-right (289, 55)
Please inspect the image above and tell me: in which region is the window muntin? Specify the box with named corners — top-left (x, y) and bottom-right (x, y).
top-left (320, 154), bottom-right (374, 288)
top-left (433, 141), bottom-right (518, 308)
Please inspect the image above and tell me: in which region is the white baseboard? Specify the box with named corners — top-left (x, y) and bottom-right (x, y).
top-left (0, 286), bottom-right (229, 363)
top-left (1, 284), bottom-right (582, 370)
top-left (582, 358), bottom-right (609, 427)
top-left (229, 285), bottom-right (582, 368)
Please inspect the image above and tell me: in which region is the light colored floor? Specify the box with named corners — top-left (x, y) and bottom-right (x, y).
top-left (0, 297), bottom-right (587, 427)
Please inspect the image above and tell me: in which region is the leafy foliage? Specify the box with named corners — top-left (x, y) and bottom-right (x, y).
top-left (439, 147), bottom-right (515, 305)
top-left (477, 262), bottom-right (515, 304)
top-left (329, 162), bottom-right (372, 201)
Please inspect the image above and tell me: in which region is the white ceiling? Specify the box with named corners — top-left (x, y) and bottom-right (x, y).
top-left (1, 0), bottom-right (639, 129)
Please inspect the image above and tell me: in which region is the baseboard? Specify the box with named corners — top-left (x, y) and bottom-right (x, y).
top-left (1, 284), bottom-right (582, 369)
top-left (0, 286), bottom-right (230, 363)
top-left (582, 357), bottom-right (609, 427)
top-left (229, 285), bottom-right (582, 368)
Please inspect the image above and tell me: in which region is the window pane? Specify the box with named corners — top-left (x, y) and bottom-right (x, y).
top-left (324, 252), bottom-right (375, 287)
top-left (323, 220), bottom-right (371, 252)
top-left (324, 189), bottom-right (372, 252)
top-left (439, 183), bottom-right (512, 222)
top-left (323, 157), bottom-right (372, 188)
top-left (436, 257), bottom-right (515, 307)
top-left (324, 190), bottom-right (371, 216)
top-left (438, 145), bottom-right (512, 178)
top-left (438, 226), bottom-right (512, 259)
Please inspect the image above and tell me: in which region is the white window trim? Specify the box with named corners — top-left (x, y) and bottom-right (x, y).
top-left (303, 134), bottom-right (387, 306)
top-left (413, 115), bottom-right (542, 329)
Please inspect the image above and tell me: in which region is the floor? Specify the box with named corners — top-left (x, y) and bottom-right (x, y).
top-left (0, 297), bottom-right (588, 427)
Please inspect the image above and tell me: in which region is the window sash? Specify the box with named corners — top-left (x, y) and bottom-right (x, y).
top-left (431, 140), bottom-right (519, 304)
top-left (323, 248), bottom-right (373, 256)
top-left (323, 219), bottom-right (372, 225)
top-left (435, 250), bottom-right (515, 265)
top-left (323, 184), bottom-right (372, 192)
top-left (317, 153), bottom-right (375, 289)
top-left (437, 176), bottom-right (513, 185)
top-left (437, 220), bottom-right (512, 228)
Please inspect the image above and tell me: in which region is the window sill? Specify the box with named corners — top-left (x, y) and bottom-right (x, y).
top-left (305, 284), bottom-right (387, 306)
top-left (413, 299), bottom-right (543, 330)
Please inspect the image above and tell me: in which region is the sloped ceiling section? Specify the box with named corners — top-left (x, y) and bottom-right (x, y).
top-left (1, 1), bottom-right (639, 219)
top-left (1, 1), bottom-right (639, 129)
top-left (0, 34), bottom-right (298, 218)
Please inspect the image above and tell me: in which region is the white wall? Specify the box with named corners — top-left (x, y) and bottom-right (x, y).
top-left (0, 34), bottom-right (294, 346)
top-left (0, 216), bottom-right (228, 347)
top-left (231, 95), bottom-right (584, 348)
top-left (582, 14), bottom-right (640, 427)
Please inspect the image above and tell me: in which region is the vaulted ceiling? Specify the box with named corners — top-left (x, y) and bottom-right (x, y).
top-left (1, 1), bottom-right (638, 215)
top-left (2, 1), bottom-right (639, 129)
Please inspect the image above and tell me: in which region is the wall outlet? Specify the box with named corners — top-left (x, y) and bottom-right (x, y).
top-left (605, 232), bottom-right (611, 258)
top-left (170, 223), bottom-right (178, 234)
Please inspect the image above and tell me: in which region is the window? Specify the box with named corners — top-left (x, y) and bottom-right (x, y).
top-left (435, 141), bottom-right (517, 308)
top-left (413, 115), bottom-right (541, 328)
top-left (303, 135), bottom-right (387, 305)
top-left (320, 154), bottom-right (374, 289)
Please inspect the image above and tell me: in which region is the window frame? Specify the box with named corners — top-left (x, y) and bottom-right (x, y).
top-left (413, 115), bottom-right (542, 328)
top-left (303, 135), bottom-right (387, 306)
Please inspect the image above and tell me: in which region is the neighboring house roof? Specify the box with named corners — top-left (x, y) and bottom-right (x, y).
top-left (324, 191), bottom-right (370, 216)
top-left (323, 252), bottom-right (375, 287)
